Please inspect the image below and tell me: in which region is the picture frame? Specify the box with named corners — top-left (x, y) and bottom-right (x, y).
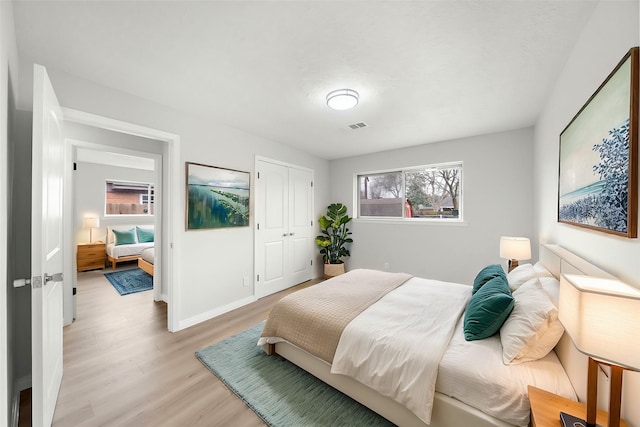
top-left (558, 47), bottom-right (638, 238)
top-left (186, 162), bottom-right (250, 230)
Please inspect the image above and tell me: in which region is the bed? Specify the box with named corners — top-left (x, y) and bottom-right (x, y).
top-left (106, 225), bottom-right (154, 269)
top-left (258, 244), bottom-right (607, 427)
top-left (138, 247), bottom-right (154, 276)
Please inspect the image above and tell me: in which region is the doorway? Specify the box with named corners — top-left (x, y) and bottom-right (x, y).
top-left (71, 142), bottom-right (162, 319)
top-left (61, 108), bottom-right (181, 332)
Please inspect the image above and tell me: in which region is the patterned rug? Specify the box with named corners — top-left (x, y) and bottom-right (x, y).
top-left (196, 323), bottom-right (394, 427)
top-left (104, 268), bottom-right (152, 296)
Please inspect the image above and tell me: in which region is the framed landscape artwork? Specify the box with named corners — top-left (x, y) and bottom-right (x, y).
top-left (186, 162), bottom-right (250, 230)
top-left (558, 47), bottom-right (638, 238)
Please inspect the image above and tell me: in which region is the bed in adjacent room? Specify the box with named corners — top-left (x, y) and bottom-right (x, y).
top-left (258, 244), bottom-right (602, 427)
top-left (138, 247), bottom-right (154, 276)
top-left (106, 225), bottom-right (154, 269)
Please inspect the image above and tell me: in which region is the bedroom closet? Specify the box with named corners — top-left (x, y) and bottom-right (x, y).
top-left (254, 158), bottom-right (314, 298)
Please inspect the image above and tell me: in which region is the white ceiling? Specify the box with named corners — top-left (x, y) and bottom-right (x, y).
top-left (13, 1), bottom-right (598, 160)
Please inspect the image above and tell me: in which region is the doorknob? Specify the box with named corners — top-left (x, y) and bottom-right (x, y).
top-left (289, 233), bottom-right (295, 236)
top-left (283, 233), bottom-right (288, 237)
top-left (44, 272), bottom-right (63, 283)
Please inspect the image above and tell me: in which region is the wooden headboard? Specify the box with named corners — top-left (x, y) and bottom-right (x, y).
top-left (539, 244), bottom-right (639, 426)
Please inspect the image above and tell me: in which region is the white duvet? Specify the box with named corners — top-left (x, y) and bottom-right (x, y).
top-left (330, 277), bottom-right (470, 425)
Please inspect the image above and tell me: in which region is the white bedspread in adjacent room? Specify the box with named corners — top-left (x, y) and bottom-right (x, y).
top-left (140, 247), bottom-right (154, 264)
top-left (330, 277), bottom-right (471, 425)
top-left (106, 242), bottom-right (154, 259)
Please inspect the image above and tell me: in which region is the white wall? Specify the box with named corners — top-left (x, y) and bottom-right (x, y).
top-left (329, 127), bottom-right (534, 284)
top-left (1, 0), bottom-right (21, 423)
top-left (534, 1), bottom-right (639, 425)
top-left (16, 64), bottom-right (331, 328)
top-left (74, 161), bottom-right (155, 244)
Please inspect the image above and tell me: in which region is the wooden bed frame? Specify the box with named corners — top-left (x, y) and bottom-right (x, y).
top-left (107, 254), bottom-right (141, 270)
top-left (138, 257), bottom-right (154, 276)
top-left (266, 243), bottom-right (615, 427)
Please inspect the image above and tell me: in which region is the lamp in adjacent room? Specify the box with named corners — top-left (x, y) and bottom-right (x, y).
top-left (558, 274), bottom-right (640, 427)
top-left (499, 236), bottom-right (531, 272)
top-left (326, 89), bottom-right (359, 110)
top-left (82, 217), bottom-right (100, 243)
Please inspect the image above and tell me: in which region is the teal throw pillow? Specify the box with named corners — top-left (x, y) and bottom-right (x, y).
top-left (464, 275), bottom-right (514, 341)
top-left (136, 226), bottom-right (154, 243)
top-left (113, 228), bottom-right (136, 246)
top-left (472, 264), bottom-right (506, 295)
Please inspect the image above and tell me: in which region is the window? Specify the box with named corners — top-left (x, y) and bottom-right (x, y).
top-left (357, 162), bottom-right (462, 221)
top-left (105, 180), bottom-right (155, 216)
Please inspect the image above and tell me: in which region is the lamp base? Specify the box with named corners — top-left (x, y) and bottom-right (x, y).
top-left (560, 412), bottom-right (602, 427)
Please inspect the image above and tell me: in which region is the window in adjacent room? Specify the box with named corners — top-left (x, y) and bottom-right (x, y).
top-left (105, 180), bottom-right (155, 216)
top-left (357, 162), bottom-right (462, 221)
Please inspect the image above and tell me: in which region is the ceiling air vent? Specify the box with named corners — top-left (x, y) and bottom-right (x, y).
top-left (348, 122), bottom-right (368, 130)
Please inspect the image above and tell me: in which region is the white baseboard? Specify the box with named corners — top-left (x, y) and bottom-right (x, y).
top-left (177, 295), bottom-right (256, 331)
top-left (10, 390), bottom-right (18, 427)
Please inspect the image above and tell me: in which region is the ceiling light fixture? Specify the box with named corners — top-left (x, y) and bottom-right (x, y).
top-left (326, 89), bottom-right (359, 110)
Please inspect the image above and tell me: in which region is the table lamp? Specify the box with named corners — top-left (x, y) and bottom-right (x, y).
top-left (499, 236), bottom-right (531, 272)
top-left (558, 274), bottom-right (640, 427)
top-left (82, 217), bottom-right (100, 243)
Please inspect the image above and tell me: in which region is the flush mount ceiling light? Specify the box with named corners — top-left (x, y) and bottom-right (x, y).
top-left (326, 89), bottom-right (359, 110)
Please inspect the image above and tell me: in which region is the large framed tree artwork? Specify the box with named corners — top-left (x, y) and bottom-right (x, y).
top-left (558, 47), bottom-right (638, 238)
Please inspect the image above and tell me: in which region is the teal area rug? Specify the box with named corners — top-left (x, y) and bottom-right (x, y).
top-left (196, 323), bottom-right (395, 427)
top-left (104, 268), bottom-right (152, 296)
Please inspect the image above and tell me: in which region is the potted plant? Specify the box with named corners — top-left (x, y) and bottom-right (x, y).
top-left (315, 203), bottom-right (353, 279)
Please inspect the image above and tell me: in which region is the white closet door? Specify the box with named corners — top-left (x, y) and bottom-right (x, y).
top-left (288, 167), bottom-right (313, 286)
top-left (255, 161), bottom-right (288, 298)
top-left (255, 159), bottom-right (313, 298)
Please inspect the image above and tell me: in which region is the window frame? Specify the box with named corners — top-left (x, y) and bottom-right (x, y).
top-left (104, 179), bottom-right (155, 217)
top-left (354, 161), bottom-right (464, 223)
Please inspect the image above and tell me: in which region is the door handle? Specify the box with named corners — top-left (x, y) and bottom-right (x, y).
top-left (283, 233), bottom-right (288, 237)
top-left (289, 233), bottom-right (295, 236)
top-left (44, 272), bottom-right (63, 283)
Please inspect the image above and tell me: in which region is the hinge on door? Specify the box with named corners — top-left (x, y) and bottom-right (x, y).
top-left (257, 274), bottom-right (260, 282)
top-left (310, 260), bottom-right (313, 266)
top-left (311, 181), bottom-right (313, 187)
top-left (311, 220), bottom-right (313, 226)
top-left (257, 172), bottom-right (260, 179)
top-left (257, 223), bottom-right (260, 230)
top-left (73, 162), bottom-right (77, 171)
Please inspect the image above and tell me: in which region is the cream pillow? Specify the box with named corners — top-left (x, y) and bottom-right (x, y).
top-left (506, 263), bottom-right (537, 291)
top-left (538, 276), bottom-right (560, 307)
top-left (500, 278), bottom-right (564, 364)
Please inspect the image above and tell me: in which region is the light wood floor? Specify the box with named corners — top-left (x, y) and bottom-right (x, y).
top-left (43, 265), bottom-right (319, 426)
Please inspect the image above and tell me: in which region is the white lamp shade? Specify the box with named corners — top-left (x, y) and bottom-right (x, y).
top-left (82, 217), bottom-right (100, 229)
top-left (499, 236), bottom-right (531, 260)
top-left (326, 89), bottom-right (359, 110)
top-left (559, 274), bottom-right (640, 370)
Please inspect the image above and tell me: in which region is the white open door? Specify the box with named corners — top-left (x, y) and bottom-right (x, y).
top-left (32, 64), bottom-right (64, 427)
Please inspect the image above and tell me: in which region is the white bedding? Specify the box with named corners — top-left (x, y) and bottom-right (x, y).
top-left (140, 247), bottom-right (154, 264)
top-left (331, 277), bottom-right (470, 425)
top-left (106, 242), bottom-right (154, 258)
top-left (437, 317), bottom-right (577, 426)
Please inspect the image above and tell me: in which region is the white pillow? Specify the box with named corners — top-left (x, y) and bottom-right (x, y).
top-left (506, 263), bottom-right (537, 291)
top-left (533, 261), bottom-right (553, 278)
top-left (500, 279), bottom-right (564, 364)
top-left (538, 276), bottom-right (560, 307)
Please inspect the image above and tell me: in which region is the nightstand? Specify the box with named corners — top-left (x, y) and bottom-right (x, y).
top-left (77, 242), bottom-right (106, 272)
top-left (529, 386), bottom-right (628, 427)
